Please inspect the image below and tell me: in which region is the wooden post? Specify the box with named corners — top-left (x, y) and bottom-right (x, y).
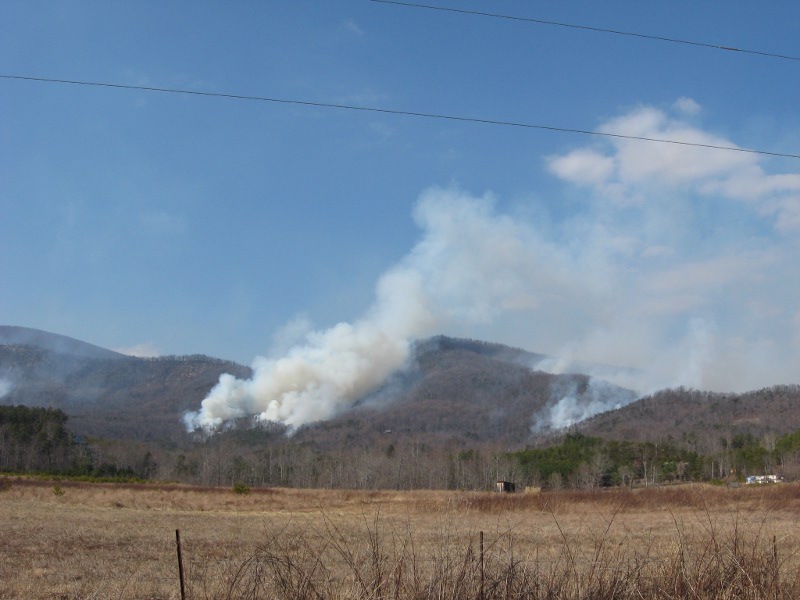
top-left (479, 530), bottom-right (484, 600)
top-left (773, 534), bottom-right (779, 600)
top-left (176, 529), bottom-right (187, 600)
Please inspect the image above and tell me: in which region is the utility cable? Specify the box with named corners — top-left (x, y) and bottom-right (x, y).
top-left (369, 0), bottom-right (800, 63)
top-left (2, 74), bottom-right (799, 160)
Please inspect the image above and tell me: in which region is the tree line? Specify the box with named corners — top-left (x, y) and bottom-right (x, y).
top-left (0, 405), bottom-right (149, 479)
top-left (5, 404), bottom-right (800, 490)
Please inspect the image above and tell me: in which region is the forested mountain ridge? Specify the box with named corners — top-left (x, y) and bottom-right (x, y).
top-left (0, 328), bottom-right (251, 443)
top-left (2, 327), bottom-right (800, 454)
top-left (291, 337), bottom-right (628, 449)
top-left (0, 328), bottom-right (634, 446)
top-left (577, 385), bottom-right (800, 443)
top-left (4, 327), bottom-right (800, 490)
top-left (0, 326), bottom-right (125, 360)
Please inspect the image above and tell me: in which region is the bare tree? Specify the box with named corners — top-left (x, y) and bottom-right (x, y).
top-left (547, 471), bottom-right (563, 490)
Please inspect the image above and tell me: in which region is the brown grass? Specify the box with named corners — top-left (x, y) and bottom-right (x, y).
top-left (2, 478), bottom-right (800, 598)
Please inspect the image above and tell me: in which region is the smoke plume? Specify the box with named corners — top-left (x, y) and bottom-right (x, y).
top-left (186, 101), bottom-right (800, 433)
top-left (185, 187), bottom-right (541, 431)
top-left (530, 375), bottom-right (637, 432)
top-left (0, 378), bottom-right (11, 399)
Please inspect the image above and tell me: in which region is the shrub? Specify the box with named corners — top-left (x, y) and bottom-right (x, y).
top-left (232, 482), bottom-right (250, 495)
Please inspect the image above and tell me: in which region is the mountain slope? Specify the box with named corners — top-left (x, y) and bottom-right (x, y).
top-left (6, 328), bottom-right (799, 452)
top-left (291, 336), bottom-right (635, 449)
top-left (0, 333), bottom-right (251, 443)
top-left (1, 329), bottom-right (637, 447)
top-left (576, 385), bottom-right (800, 442)
top-left (0, 326), bottom-right (125, 360)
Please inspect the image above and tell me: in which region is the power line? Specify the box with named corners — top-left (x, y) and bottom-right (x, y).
top-left (369, 0), bottom-right (800, 63)
top-left (2, 74), bottom-right (799, 160)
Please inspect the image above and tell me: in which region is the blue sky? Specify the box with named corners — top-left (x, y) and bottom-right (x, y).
top-left (3, 2), bottom-right (800, 408)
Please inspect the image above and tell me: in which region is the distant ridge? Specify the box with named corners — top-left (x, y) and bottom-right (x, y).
top-left (0, 325), bottom-right (126, 360)
top-left (5, 327), bottom-right (799, 450)
top-left (577, 385), bottom-right (800, 442)
top-left (416, 335), bottom-right (547, 365)
top-left (0, 325), bottom-right (252, 443)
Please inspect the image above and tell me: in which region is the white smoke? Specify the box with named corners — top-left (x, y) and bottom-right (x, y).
top-left (528, 353), bottom-right (640, 431)
top-left (0, 378), bottom-right (11, 399)
top-left (528, 317), bottom-right (715, 430)
top-left (114, 342), bottom-right (161, 358)
top-left (186, 101), bottom-right (800, 433)
top-left (185, 267), bottom-right (432, 430)
top-left (530, 376), bottom-right (637, 431)
top-left (185, 187), bottom-right (546, 431)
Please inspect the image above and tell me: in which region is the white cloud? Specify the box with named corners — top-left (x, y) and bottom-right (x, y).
top-left (601, 109), bottom-right (753, 185)
top-left (536, 100), bottom-right (800, 392)
top-left (547, 148), bottom-right (614, 186)
top-left (548, 100), bottom-right (800, 234)
top-left (700, 167), bottom-right (800, 201)
top-left (773, 196), bottom-right (800, 232)
top-left (674, 97), bottom-right (702, 116)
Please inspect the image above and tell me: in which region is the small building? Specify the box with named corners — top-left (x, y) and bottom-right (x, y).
top-left (746, 474), bottom-right (784, 485)
top-left (495, 480), bottom-right (516, 493)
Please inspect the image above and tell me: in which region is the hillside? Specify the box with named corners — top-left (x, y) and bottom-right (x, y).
top-left (0, 326), bottom-right (125, 360)
top-left (577, 385), bottom-right (800, 443)
top-left (291, 336), bottom-right (634, 449)
top-left (1, 328), bottom-right (636, 447)
top-left (4, 327), bottom-right (800, 453)
top-left (0, 329), bottom-right (251, 443)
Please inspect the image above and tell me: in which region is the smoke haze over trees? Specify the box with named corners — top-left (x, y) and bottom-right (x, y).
top-left (3, 327), bottom-right (800, 491)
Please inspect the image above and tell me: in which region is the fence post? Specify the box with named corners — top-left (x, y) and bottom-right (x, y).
top-left (176, 529), bottom-right (187, 600)
top-left (480, 530), bottom-right (484, 600)
top-left (773, 534), bottom-right (778, 600)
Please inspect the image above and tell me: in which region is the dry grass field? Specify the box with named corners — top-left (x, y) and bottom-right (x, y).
top-left (3, 478), bottom-right (800, 599)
